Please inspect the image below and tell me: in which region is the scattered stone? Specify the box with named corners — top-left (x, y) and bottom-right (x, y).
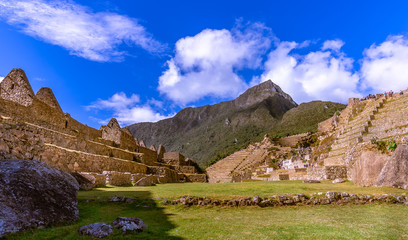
top-left (332, 178), bottom-right (346, 184)
top-left (78, 223), bottom-right (113, 238)
top-left (303, 180), bottom-right (321, 183)
top-left (0, 160), bottom-right (79, 238)
top-left (341, 192), bottom-right (349, 198)
top-left (252, 195), bottom-right (261, 204)
top-left (109, 196), bottom-right (135, 203)
top-left (112, 217), bottom-right (147, 233)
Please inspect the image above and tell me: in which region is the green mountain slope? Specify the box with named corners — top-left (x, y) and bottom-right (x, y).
top-left (127, 81), bottom-right (345, 168)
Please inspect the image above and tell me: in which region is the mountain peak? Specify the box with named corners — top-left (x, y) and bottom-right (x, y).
top-left (234, 80), bottom-right (297, 108)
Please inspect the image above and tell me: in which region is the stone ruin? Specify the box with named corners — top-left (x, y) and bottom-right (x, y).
top-left (207, 88), bottom-right (408, 188)
top-left (206, 133), bottom-right (314, 183)
top-left (0, 68), bottom-right (206, 186)
top-left (309, 91), bottom-right (408, 188)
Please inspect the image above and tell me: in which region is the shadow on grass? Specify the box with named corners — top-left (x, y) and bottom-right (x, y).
top-left (8, 190), bottom-right (183, 240)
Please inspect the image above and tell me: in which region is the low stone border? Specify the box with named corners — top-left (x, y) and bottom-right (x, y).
top-left (161, 192), bottom-right (408, 207)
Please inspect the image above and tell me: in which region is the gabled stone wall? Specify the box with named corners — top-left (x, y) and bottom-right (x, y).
top-left (0, 68), bottom-right (205, 183)
top-left (0, 69), bottom-right (35, 107)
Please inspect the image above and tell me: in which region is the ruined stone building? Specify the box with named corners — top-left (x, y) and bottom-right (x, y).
top-left (207, 90), bottom-right (408, 188)
top-left (0, 69), bottom-right (206, 186)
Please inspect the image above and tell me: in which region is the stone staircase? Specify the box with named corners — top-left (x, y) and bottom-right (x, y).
top-left (232, 149), bottom-right (269, 174)
top-left (206, 149), bottom-right (252, 183)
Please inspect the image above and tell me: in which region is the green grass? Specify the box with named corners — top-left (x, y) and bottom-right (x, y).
top-left (77, 181), bottom-right (408, 200)
top-left (8, 181), bottom-right (408, 239)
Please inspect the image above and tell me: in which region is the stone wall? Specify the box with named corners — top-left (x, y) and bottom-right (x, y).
top-left (185, 174), bottom-right (207, 183)
top-left (325, 166), bottom-right (347, 180)
top-left (306, 166), bottom-right (326, 181)
top-left (0, 68), bottom-right (205, 183)
top-left (163, 152), bottom-right (186, 165)
top-left (107, 172), bottom-right (133, 186)
top-left (278, 133), bottom-right (309, 147)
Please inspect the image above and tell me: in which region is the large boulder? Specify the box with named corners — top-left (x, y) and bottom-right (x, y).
top-left (0, 159), bottom-right (79, 237)
top-left (350, 148), bottom-right (389, 187)
top-left (376, 144), bottom-right (408, 189)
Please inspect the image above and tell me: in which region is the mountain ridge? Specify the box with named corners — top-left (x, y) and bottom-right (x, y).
top-left (127, 80), bottom-right (345, 167)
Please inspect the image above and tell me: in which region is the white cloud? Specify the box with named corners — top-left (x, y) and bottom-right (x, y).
top-left (360, 35), bottom-right (408, 92)
top-left (158, 23), bottom-right (272, 105)
top-left (87, 92), bottom-right (171, 125)
top-left (114, 106), bottom-right (173, 125)
top-left (322, 39), bottom-right (345, 52)
top-left (86, 92), bottom-right (140, 111)
top-left (256, 39), bottom-right (361, 103)
top-left (0, 76), bottom-right (4, 83)
top-left (0, 0), bottom-right (165, 62)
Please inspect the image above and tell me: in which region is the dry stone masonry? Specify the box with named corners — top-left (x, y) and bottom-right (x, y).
top-left (207, 88), bottom-right (408, 188)
top-left (0, 68), bottom-right (205, 186)
top-left (312, 90), bottom-right (408, 187)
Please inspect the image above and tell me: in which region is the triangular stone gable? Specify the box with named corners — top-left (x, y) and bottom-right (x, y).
top-left (100, 118), bottom-right (121, 145)
top-left (139, 140), bottom-right (146, 148)
top-left (0, 69), bottom-right (35, 107)
top-left (36, 87), bottom-right (63, 112)
top-left (122, 127), bottom-right (133, 137)
top-left (149, 144), bottom-right (157, 151)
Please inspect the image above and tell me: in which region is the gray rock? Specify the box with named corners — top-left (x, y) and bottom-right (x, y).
top-left (341, 192), bottom-right (349, 198)
top-left (332, 178), bottom-right (346, 183)
top-left (112, 217), bottom-right (147, 233)
top-left (0, 160), bottom-right (79, 238)
top-left (326, 192), bottom-right (340, 200)
top-left (252, 195), bottom-right (261, 204)
top-left (78, 223), bottom-right (113, 238)
top-left (319, 198), bottom-right (331, 205)
top-left (303, 180), bottom-right (321, 183)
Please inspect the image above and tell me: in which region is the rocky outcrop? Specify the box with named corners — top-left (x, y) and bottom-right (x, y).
top-left (376, 144), bottom-right (408, 189)
top-left (0, 159), bottom-right (79, 237)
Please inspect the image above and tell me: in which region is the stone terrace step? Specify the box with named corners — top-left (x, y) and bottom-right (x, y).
top-left (364, 126), bottom-right (408, 142)
top-left (324, 154), bottom-right (345, 166)
top-left (24, 122), bottom-right (143, 162)
top-left (374, 104), bottom-right (408, 121)
top-left (41, 143), bottom-right (148, 174)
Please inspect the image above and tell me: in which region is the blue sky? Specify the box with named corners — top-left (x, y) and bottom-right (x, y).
top-left (1, 0), bottom-right (408, 128)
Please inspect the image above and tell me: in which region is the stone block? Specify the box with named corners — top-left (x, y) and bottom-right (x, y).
top-left (108, 172), bottom-right (132, 186)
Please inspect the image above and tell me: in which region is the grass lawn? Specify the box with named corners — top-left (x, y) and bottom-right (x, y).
top-left (8, 181), bottom-right (408, 239)
top-left (78, 180), bottom-right (408, 200)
